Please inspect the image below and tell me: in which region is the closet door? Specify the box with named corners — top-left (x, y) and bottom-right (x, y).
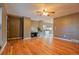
top-left (7, 16), bottom-right (21, 39)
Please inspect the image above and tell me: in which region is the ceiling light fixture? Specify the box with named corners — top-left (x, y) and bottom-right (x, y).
top-left (43, 12), bottom-right (48, 16)
top-left (36, 8), bottom-right (55, 16)
top-left (42, 8), bottom-right (48, 16)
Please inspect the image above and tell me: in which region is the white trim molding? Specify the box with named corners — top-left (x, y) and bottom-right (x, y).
top-left (54, 37), bottom-right (79, 43)
top-left (23, 37), bottom-right (31, 40)
top-left (0, 41), bottom-right (7, 54)
top-left (8, 37), bottom-right (21, 40)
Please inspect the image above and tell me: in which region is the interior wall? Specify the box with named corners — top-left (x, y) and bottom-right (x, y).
top-left (32, 21), bottom-right (39, 28)
top-left (38, 21), bottom-right (43, 30)
top-left (54, 12), bottom-right (79, 40)
top-left (24, 17), bottom-right (31, 39)
top-left (31, 20), bottom-right (42, 32)
top-left (0, 4), bottom-right (7, 49)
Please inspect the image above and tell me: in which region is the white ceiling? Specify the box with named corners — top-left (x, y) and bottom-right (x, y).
top-left (5, 3), bottom-right (79, 21)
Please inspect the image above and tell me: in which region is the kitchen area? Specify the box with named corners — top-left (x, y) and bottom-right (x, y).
top-left (30, 16), bottom-right (53, 44)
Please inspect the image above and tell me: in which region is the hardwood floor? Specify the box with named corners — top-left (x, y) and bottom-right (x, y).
top-left (2, 37), bottom-right (79, 55)
top-left (52, 38), bottom-right (79, 55)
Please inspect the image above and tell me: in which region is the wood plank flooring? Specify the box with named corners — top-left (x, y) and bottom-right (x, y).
top-left (1, 37), bottom-right (79, 55)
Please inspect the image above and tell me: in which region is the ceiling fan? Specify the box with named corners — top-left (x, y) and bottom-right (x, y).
top-left (36, 8), bottom-right (55, 16)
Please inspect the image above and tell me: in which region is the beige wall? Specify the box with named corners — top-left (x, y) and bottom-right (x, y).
top-left (38, 21), bottom-right (43, 30)
top-left (31, 21), bottom-right (41, 32)
top-left (2, 4), bottom-right (7, 46)
top-left (54, 12), bottom-right (79, 40)
top-left (31, 21), bottom-right (39, 29)
top-left (31, 20), bottom-right (44, 31)
top-left (24, 17), bottom-right (31, 39)
top-left (0, 4), bottom-right (7, 49)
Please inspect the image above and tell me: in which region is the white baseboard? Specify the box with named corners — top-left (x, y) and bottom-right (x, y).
top-left (54, 37), bottom-right (79, 43)
top-left (0, 41), bottom-right (7, 54)
top-left (8, 37), bottom-right (21, 40)
top-left (54, 37), bottom-right (71, 41)
top-left (23, 37), bottom-right (31, 40)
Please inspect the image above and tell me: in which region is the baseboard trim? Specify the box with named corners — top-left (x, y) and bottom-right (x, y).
top-left (23, 37), bottom-right (31, 40)
top-left (0, 41), bottom-right (7, 54)
top-left (54, 37), bottom-right (79, 43)
top-left (8, 37), bottom-right (21, 40)
top-left (54, 37), bottom-right (71, 42)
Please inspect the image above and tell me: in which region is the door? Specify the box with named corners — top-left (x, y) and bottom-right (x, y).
top-left (7, 15), bottom-right (22, 40)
